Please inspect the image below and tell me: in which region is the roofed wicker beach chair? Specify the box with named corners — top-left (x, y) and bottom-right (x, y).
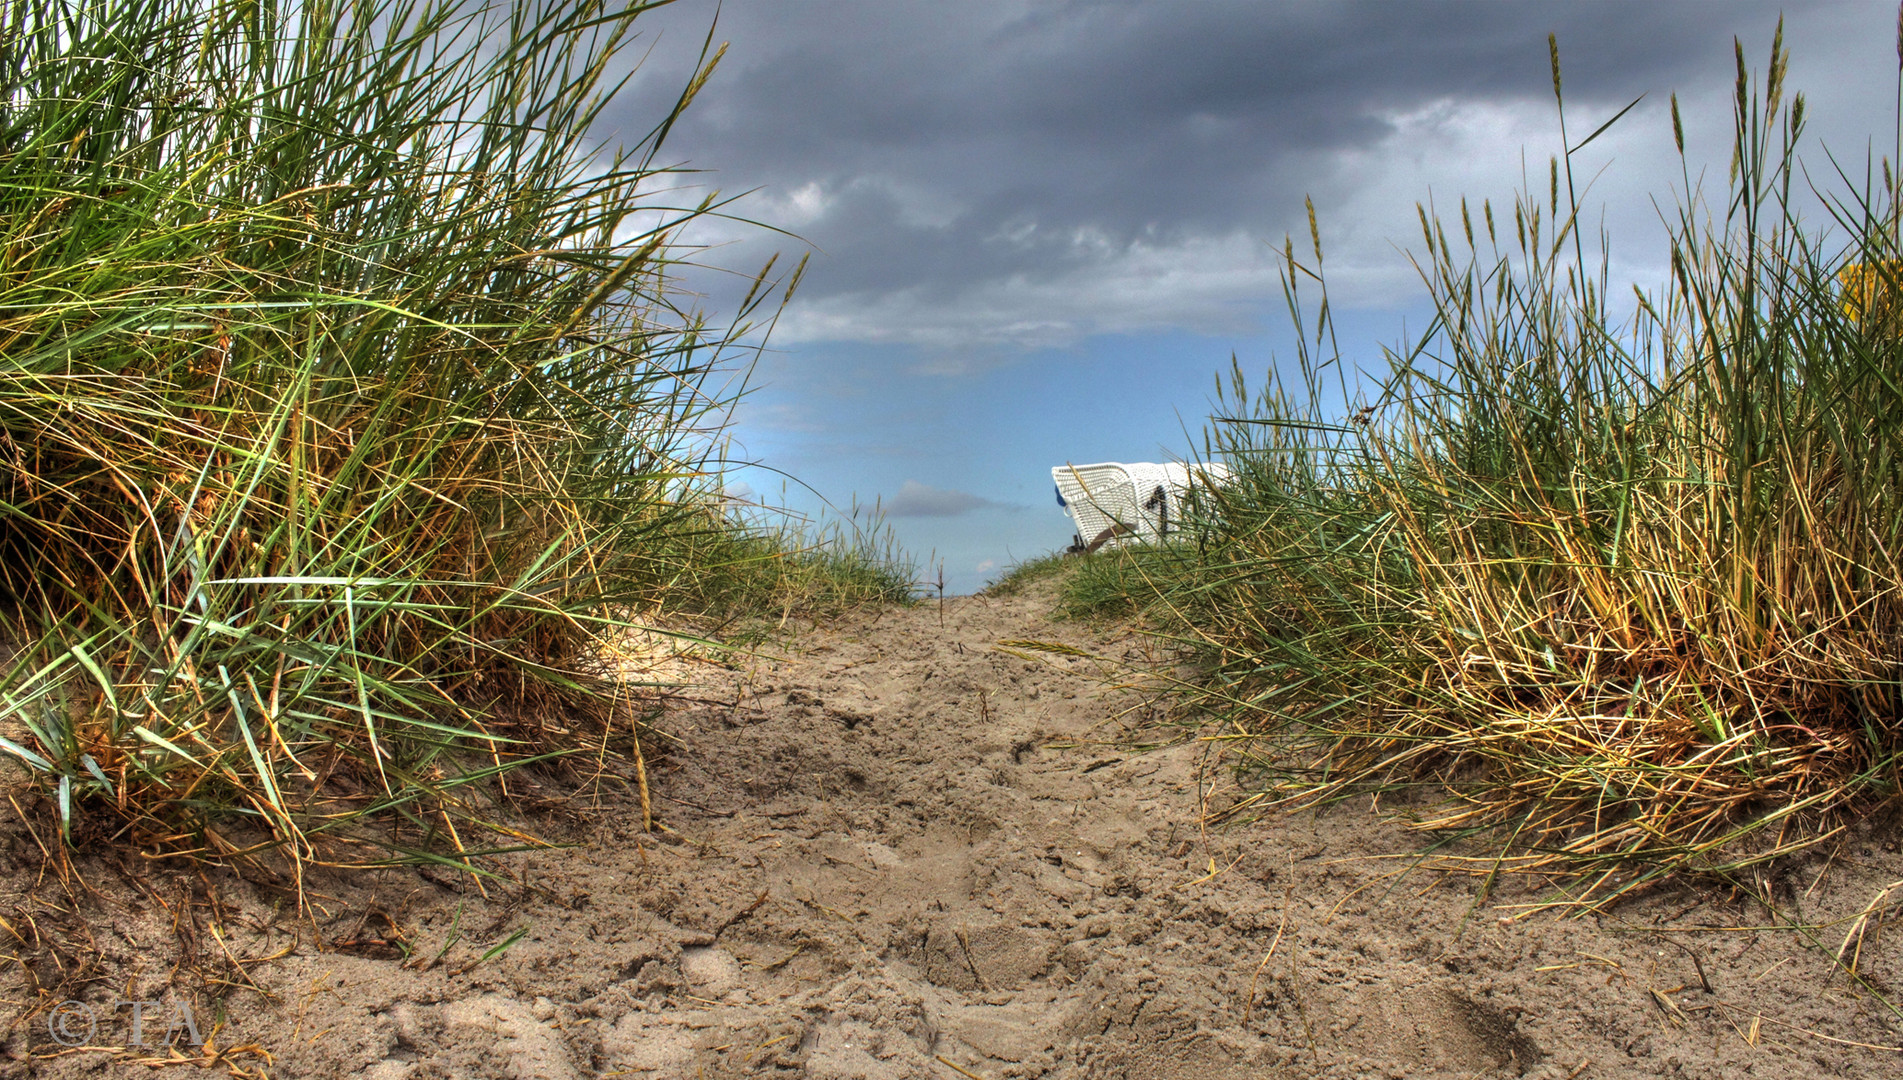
top-left (1051, 461), bottom-right (1231, 553)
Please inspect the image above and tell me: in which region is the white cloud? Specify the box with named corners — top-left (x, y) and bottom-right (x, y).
top-left (773, 229), bottom-right (1283, 351)
top-left (741, 401), bottom-right (828, 434)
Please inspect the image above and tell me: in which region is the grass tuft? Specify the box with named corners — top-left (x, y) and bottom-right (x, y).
top-left (1143, 23), bottom-right (1903, 907)
top-left (982, 553), bottom-right (1071, 598)
top-left (0, 0), bottom-right (905, 880)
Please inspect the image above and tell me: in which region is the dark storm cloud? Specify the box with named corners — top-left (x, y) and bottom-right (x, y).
top-left (604, 1), bottom-right (1855, 346)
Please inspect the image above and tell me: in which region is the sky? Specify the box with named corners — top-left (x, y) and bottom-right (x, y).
top-left (597, 1), bottom-right (1903, 595)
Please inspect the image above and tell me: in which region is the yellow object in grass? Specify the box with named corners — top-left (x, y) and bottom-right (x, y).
top-left (1838, 260), bottom-right (1903, 326)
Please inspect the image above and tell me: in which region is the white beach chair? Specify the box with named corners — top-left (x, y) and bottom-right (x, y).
top-left (1051, 461), bottom-right (1231, 552)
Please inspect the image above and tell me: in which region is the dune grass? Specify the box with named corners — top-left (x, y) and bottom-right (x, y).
top-left (0, 0), bottom-right (905, 879)
top-left (985, 548), bottom-right (1184, 622)
top-left (659, 505), bottom-right (917, 636)
top-left (983, 553), bottom-right (1074, 600)
top-left (1135, 24), bottom-right (1903, 908)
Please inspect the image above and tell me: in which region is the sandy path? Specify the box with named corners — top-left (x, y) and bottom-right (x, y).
top-left (4, 582), bottom-right (1902, 1078)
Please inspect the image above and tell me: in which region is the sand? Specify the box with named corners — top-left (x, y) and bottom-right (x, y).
top-left (3, 579), bottom-right (1901, 1078)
